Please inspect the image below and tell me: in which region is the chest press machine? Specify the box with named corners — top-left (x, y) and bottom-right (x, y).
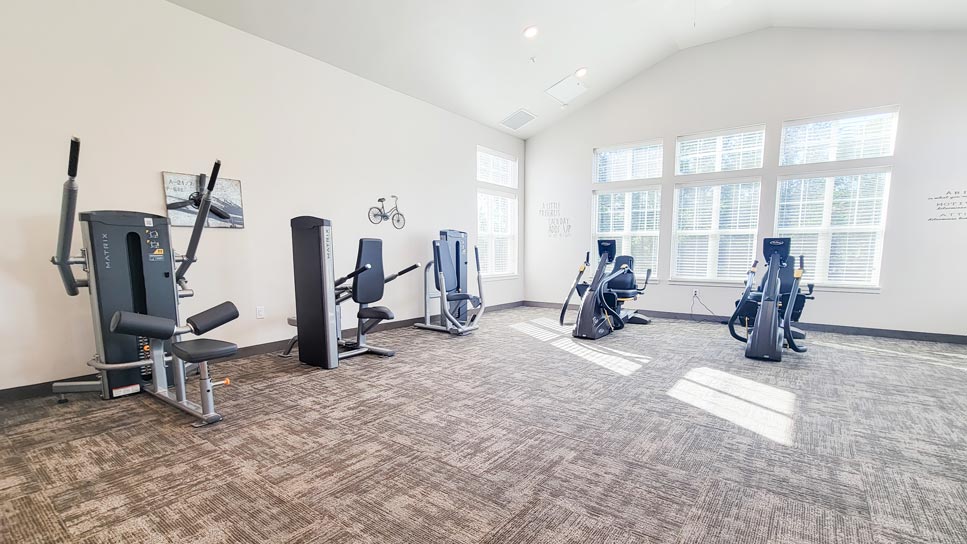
top-left (50, 138), bottom-right (239, 426)
top-left (282, 217), bottom-right (418, 368)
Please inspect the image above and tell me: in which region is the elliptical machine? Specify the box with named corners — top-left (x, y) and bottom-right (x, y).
top-left (561, 240), bottom-right (651, 340)
top-left (50, 138), bottom-right (239, 425)
top-left (728, 237), bottom-right (815, 361)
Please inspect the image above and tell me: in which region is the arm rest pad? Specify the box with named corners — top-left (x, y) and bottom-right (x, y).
top-left (187, 301), bottom-right (239, 335)
top-left (110, 311), bottom-right (177, 340)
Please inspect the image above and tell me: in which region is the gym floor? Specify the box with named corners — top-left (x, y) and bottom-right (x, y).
top-left (2, 306), bottom-right (966, 543)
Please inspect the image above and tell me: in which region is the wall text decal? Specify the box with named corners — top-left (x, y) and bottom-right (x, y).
top-left (927, 189), bottom-right (967, 222)
top-left (539, 201), bottom-right (572, 238)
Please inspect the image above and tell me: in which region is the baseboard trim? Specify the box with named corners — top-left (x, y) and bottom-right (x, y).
top-left (524, 300), bottom-right (967, 344)
top-left (0, 301), bottom-right (528, 401)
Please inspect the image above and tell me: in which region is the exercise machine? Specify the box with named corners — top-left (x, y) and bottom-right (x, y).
top-left (561, 239), bottom-right (651, 340)
top-left (50, 138), bottom-right (238, 425)
top-left (414, 229), bottom-right (485, 335)
top-left (728, 237), bottom-right (815, 361)
top-left (285, 216), bottom-right (418, 367)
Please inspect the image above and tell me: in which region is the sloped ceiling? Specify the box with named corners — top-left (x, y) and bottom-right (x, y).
top-left (167, 0), bottom-right (967, 138)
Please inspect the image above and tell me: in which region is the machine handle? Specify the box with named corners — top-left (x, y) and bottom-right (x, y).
top-left (175, 159), bottom-right (222, 281)
top-left (335, 263), bottom-right (371, 286)
top-left (207, 160), bottom-right (221, 191)
top-left (53, 138), bottom-right (82, 296)
top-left (67, 137), bottom-right (80, 178)
top-left (799, 255), bottom-right (805, 270)
top-left (641, 268), bottom-right (652, 289)
top-left (385, 263), bottom-right (420, 283)
top-left (187, 301), bottom-right (239, 335)
top-left (111, 311), bottom-right (177, 340)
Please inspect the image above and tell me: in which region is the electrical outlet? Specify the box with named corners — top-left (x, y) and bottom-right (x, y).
top-left (255, 306), bottom-right (265, 319)
top-left (693, 289), bottom-right (699, 297)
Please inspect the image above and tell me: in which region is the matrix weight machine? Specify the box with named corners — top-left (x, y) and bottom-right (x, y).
top-left (283, 217), bottom-right (418, 368)
top-left (50, 138), bottom-right (239, 425)
top-left (728, 237), bottom-right (815, 361)
top-left (414, 229), bottom-right (485, 335)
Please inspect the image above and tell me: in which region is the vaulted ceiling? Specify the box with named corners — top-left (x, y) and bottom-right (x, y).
top-left (168, 0), bottom-right (967, 138)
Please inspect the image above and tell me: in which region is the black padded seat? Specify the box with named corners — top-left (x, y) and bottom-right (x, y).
top-left (358, 306), bottom-right (394, 320)
top-left (611, 289), bottom-right (639, 300)
top-left (171, 339), bottom-right (238, 362)
top-left (445, 293), bottom-right (473, 301)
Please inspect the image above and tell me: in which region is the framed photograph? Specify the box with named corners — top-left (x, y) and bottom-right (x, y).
top-left (162, 171), bottom-right (244, 228)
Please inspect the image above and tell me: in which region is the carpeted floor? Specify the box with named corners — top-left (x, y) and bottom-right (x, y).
top-left (2, 306), bottom-right (967, 543)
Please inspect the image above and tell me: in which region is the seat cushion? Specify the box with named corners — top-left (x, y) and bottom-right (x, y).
top-left (171, 339), bottom-right (238, 363)
top-left (358, 306), bottom-right (394, 321)
top-left (445, 293), bottom-right (473, 301)
top-left (611, 289), bottom-right (639, 299)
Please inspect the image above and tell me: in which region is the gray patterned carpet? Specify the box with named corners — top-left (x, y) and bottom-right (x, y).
top-left (2, 306), bottom-right (967, 543)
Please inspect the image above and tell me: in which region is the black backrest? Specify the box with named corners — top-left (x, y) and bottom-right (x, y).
top-left (432, 240), bottom-right (458, 293)
top-left (353, 238), bottom-right (384, 304)
top-left (610, 255), bottom-right (636, 290)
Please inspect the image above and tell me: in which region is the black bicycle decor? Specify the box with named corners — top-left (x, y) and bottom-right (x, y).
top-left (368, 195), bottom-right (406, 229)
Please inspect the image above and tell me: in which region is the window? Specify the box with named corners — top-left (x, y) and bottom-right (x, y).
top-left (776, 170), bottom-right (891, 286)
top-left (676, 126), bottom-right (766, 175)
top-left (476, 146), bottom-right (519, 276)
top-left (594, 140), bottom-right (663, 183)
top-left (780, 107), bottom-right (899, 166)
top-left (593, 188), bottom-right (661, 276)
top-left (477, 192), bottom-right (518, 276)
top-left (476, 146), bottom-right (518, 188)
top-left (672, 180), bottom-right (761, 280)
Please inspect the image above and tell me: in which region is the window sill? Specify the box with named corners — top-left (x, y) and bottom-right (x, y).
top-left (667, 278), bottom-right (744, 288)
top-left (810, 284), bottom-right (881, 294)
top-left (482, 273), bottom-right (520, 282)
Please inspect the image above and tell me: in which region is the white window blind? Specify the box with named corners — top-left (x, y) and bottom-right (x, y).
top-left (780, 108), bottom-right (899, 166)
top-left (676, 126), bottom-right (765, 175)
top-left (776, 170), bottom-right (890, 286)
top-left (593, 188), bottom-right (661, 276)
top-left (672, 180), bottom-right (761, 280)
top-left (476, 146), bottom-right (518, 188)
top-left (477, 191), bottom-right (518, 276)
top-left (594, 140), bottom-right (663, 183)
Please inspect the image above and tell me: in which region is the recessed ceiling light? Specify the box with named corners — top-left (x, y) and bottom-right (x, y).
top-left (575, 67), bottom-right (588, 78)
top-left (522, 25), bottom-right (539, 39)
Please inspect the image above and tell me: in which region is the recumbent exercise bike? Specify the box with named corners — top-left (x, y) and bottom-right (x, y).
top-left (728, 237), bottom-right (816, 361)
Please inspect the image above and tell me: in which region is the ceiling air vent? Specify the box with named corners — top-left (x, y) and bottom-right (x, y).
top-left (501, 109), bottom-right (536, 131)
top-left (545, 75), bottom-right (587, 105)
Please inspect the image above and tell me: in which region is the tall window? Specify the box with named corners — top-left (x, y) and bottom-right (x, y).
top-left (780, 107), bottom-right (899, 166)
top-left (594, 140), bottom-right (663, 183)
top-left (476, 146), bottom-right (518, 276)
top-left (777, 171), bottom-right (891, 286)
top-left (593, 188), bottom-right (661, 275)
top-left (776, 108), bottom-right (898, 287)
top-left (672, 180), bottom-right (761, 280)
top-left (676, 126), bottom-right (766, 175)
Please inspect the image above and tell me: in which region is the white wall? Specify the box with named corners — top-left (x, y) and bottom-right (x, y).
top-left (525, 28), bottom-right (967, 335)
top-left (0, 0), bottom-right (523, 390)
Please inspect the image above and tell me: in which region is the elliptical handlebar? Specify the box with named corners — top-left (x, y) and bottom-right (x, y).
top-left (728, 259), bottom-right (759, 343)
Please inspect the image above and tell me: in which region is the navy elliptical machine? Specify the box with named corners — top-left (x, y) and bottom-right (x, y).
top-left (561, 239), bottom-right (651, 340)
top-left (728, 237), bottom-right (815, 361)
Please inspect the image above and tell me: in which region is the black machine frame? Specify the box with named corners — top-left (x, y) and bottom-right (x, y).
top-left (561, 239), bottom-right (651, 340)
top-left (50, 138), bottom-right (237, 425)
top-left (728, 237), bottom-right (815, 361)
